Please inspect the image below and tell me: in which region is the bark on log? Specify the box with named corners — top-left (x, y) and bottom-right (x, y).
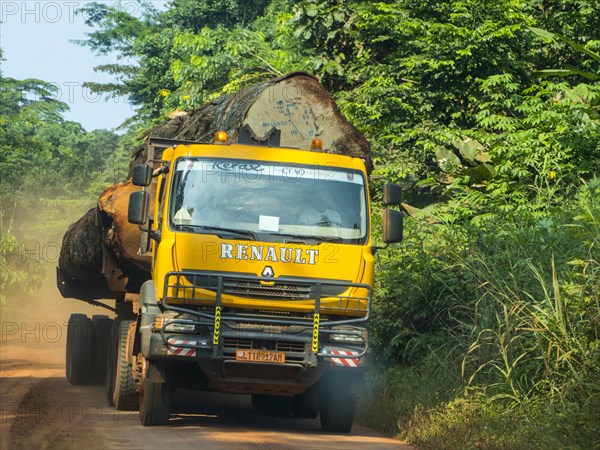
top-left (58, 72), bottom-right (371, 300)
top-left (58, 208), bottom-right (106, 294)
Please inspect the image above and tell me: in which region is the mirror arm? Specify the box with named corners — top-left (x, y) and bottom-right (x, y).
top-left (371, 244), bottom-right (388, 255)
top-left (152, 164), bottom-right (169, 177)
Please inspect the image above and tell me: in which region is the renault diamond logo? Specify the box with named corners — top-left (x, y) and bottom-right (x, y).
top-left (261, 266), bottom-right (275, 278)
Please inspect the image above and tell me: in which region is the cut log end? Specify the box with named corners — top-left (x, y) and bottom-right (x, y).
top-left (130, 72), bottom-right (372, 174)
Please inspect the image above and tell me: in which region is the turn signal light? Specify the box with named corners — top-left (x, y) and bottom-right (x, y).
top-left (153, 316), bottom-right (164, 331)
top-left (215, 131), bottom-right (227, 143)
top-left (311, 138), bottom-right (323, 151)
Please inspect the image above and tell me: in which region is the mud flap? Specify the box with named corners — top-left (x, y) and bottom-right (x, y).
top-left (146, 359), bottom-right (167, 383)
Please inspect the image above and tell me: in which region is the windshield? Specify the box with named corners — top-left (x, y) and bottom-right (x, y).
top-left (169, 158), bottom-right (368, 244)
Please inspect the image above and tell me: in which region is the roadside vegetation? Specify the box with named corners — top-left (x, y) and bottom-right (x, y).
top-left (0, 62), bottom-right (130, 308)
top-left (2, 1), bottom-right (598, 447)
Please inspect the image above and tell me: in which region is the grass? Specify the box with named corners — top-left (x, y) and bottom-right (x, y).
top-left (358, 365), bottom-right (600, 450)
top-left (361, 180), bottom-right (600, 449)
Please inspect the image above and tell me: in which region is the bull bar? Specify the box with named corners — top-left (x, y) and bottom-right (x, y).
top-left (153, 270), bottom-right (372, 362)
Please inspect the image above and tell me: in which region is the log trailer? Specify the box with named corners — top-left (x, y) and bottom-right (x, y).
top-left (62, 128), bottom-right (403, 432)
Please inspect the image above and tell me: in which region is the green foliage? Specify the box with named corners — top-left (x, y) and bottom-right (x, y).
top-left (530, 26), bottom-right (600, 81)
top-left (161, 0), bottom-right (272, 31)
top-left (290, 0), bottom-right (540, 185)
top-left (0, 77), bottom-right (67, 193)
top-left (358, 354), bottom-right (462, 433)
top-left (75, 1), bottom-right (168, 120)
top-left (401, 394), bottom-right (599, 450)
top-left (169, 14), bottom-right (307, 107)
top-left (0, 232), bottom-right (45, 307)
top-left (0, 74), bottom-right (123, 233)
top-left (75, 0), bottom-right (297, 120)
top-left (362, 371), bottom-right (599, 449)
top-left (371, 178), bottom-right (600, 447)
top-left (0, 70), bottom-right (127, 313)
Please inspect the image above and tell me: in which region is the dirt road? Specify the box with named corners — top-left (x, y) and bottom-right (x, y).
top-left (0, 289), bottom-right (413, 450)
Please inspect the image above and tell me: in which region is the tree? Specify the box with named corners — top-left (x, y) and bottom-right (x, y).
top-left (0, 55), bottom-right (121, 308)
top-left (75, 0), bottom-right (287, 120)
top-left (0, 63), bottom-right (122, 241)
top-left (0, 75), bottom-right (68, 225)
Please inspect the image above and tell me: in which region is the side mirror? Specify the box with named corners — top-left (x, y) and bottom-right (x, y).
top-left (383, 209), bottom-right (403, 244)
top-left (128, 190), bottom-right (149, 225)
top-left (383, 183), bottom-right (402, 206)
top-left (132, 164), bottom-right (152, 187)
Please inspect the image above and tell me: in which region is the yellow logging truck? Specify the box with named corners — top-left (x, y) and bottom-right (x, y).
top-left (65, 128), bottom-right (403, 432)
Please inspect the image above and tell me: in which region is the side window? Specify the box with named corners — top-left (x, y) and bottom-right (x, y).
top-left (170, 170), bottom-right (185, 224)
top-left (156, 176), bottom-right (165, 231)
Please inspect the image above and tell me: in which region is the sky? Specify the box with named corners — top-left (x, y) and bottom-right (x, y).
top-left (0, 0), bottom-right (167, 131)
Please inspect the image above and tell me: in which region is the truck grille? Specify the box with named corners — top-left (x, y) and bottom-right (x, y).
top-left (164, 271), bottom-right (370, 314)
top-left (223, 281), bottom-right (310, 300)
top-left (175, 273), bottom-right (347, 301)
top-left (223, 337), bottom-right (253, 349)
top-left (275, 341), bottom-right (306, 353)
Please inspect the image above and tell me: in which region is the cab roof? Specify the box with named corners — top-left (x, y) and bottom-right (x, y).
top-left (162, 143), bottom-right (369, 174)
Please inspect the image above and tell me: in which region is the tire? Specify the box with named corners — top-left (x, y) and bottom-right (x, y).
top-left (66, 314), bottom-right (94, 386)
top-left (319, 381), bottom-right (356, 433)
top-left (91, 315), bottom-right (113, 386)
top-left (110, 320), bottom-right (138, 410)
top-left (139, 361), bottom-right (171, 426)
top-left (106, 321), bottom-right (118, 406)
top-left (66, 313), bottom-right (86, 381)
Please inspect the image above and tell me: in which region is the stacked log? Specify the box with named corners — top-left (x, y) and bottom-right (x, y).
top-left (58, 181), bottom-right (153, 299)
top-left (58, 72), bottom-right (372, 301)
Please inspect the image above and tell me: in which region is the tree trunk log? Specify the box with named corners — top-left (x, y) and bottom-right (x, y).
top-left (129, 72), bottom-right (372, 173)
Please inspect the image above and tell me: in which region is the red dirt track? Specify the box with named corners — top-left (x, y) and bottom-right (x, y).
top-left (0, 286), bottom-right (413, 450)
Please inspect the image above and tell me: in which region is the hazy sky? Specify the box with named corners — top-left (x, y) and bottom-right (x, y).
top-left (1, 0), bottom-right (167, 131)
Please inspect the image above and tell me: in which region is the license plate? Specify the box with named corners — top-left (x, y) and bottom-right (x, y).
top-left (235, 349), bottom-right (286, 364)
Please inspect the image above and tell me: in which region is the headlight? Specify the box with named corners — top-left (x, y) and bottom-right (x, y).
top-left (154, 315), bottom-right (197, 333)
top-left (164, 321), bottom-right (196, 333)
top-left (328, 327), bottom-right (367, 344)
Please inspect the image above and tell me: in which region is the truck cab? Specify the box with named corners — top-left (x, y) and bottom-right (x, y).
top-left (124, 132), bottom-right (403, 431)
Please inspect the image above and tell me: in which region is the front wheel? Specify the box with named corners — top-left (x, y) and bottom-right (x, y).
top-left (319, 378), bottom-right (356, 433)
top-left (106, 320), bottom-right (138, 410)
top-left (139, 360), bottom-right (171, 426)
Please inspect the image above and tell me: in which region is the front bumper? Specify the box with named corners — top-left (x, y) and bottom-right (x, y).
top-left (142, 327), bottom-right (368, 395)
top-left (139, 271), bottom-right (372, 393)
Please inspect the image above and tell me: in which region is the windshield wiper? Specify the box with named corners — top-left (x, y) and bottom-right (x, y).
top-left (270, 232), bottom-right (344, 244)
top-left (176, 224), bottom-right (257, 240)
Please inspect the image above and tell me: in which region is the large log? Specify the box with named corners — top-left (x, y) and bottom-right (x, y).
top-left (58, 72), bottom-right (372, 300)
top-left (58, 181), bottom-right (152, 299)
top-left (130, 72), bottom-right (372, 173)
